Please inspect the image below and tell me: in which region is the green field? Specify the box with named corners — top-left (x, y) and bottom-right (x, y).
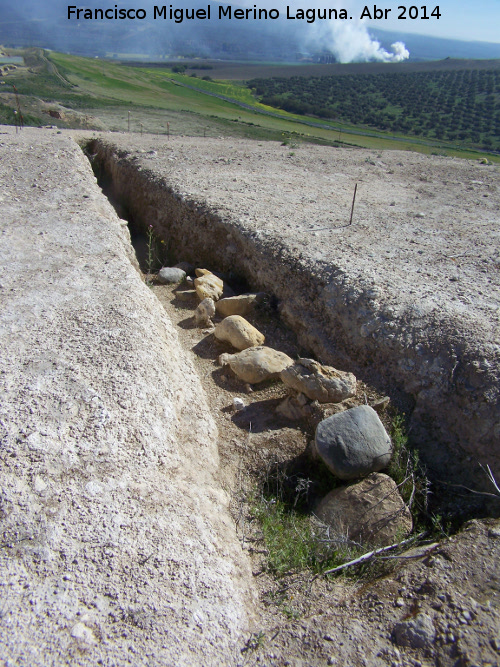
top-left (1, 48), bottom-right (498, 162)
top-left (250, 68), bottom-right (500, 151)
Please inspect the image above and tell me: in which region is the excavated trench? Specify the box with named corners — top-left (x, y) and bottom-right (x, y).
top-left (82, 138), bottom-right (499, 508)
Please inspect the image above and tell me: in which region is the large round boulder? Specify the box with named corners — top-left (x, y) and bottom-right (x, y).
top-left (314, 405), bottom-right (392, 479)
top-left (315, 472), bottom-right (412, 547)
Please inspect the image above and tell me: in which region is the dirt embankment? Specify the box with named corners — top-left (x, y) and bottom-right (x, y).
top-left (85, 134), bottom-right (500, 491)
top-left (0, 128), bottom-right (256, 665)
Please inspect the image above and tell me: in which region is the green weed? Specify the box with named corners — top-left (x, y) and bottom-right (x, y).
top-left (387, 413), bottom-right (429, 523)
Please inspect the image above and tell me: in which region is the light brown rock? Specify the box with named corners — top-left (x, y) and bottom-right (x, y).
top-left (175, 289), bottom-right (197, 302)
top-left (216, 294), bottom-right (261, 317)
top-left (276, 394), bottom-right (311, 420)
top-left (194, 271), bottom-right (224, 301)
top-left (280, 358), bottom-right (356, 403)
top-left (316, 473), bottom-right (412, 547)
top-left (214, 315), bottom-right (265, 350)
top-left (219, 346), bottom-right (293, 383)
top-left (195, 267), bottom-right (212, 277)
top-left (194, 297), bottom-right (216, 328)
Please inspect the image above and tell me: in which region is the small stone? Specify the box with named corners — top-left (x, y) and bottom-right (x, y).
top-left (371, 396), bottom-right (390, 413)
top-left (219, 346), bottom-right (292, 383)
top-left (314, 405), bottom-right (392, 480)
top-left (157, 267), bottom-right (186, 284)
top-left (232, 397), bottom-right (246, 411)
top-left (175, 289), bottom-right (197, 301)
top-left (393, 614), bottom-right (436, 649)
top-left (194, 271), bottom-right (224, 301)
top-left (214, 315), bottom-right (265, 351)
top-left (276, 395), bottom-right (311, 421)
top-left (194, 297), bottom-right (215, 328)
top-left (71, 622), bottom-right (96, 645)
top-left (280, 358), bottom-right (356, 404)
top-left (395, 598), bottom-right (405, 607)
top-left (215, 293), bottom-right (265, 317)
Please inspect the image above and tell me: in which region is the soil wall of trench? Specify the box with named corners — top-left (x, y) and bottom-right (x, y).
top-left (87, 138), bottom-right (500, 493)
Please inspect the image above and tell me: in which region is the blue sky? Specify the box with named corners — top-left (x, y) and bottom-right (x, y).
top-left (243, 0), bottom-right (500, 43)
top-left (5, 0), bottom-right (500, 45)
top-left (363, 0), bottom-right (500, 43)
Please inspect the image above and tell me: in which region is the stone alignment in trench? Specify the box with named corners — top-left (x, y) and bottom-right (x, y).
top-left (85, 135), bottom-right (500, 491)
top-left (0, 128), bottom-right (256, 666)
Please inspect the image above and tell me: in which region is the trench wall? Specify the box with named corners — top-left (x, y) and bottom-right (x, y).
top-left (0, 129), bottom-right (256, 665)
top-left (87, 138), bottom-right (500, 491)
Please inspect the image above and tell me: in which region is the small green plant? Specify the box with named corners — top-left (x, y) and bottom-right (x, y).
top-left (241, 630), bottom-right (266, 653)
top-left (387, 413), bottom-right (429, 521)
top-left (252, 495), bottom-right (358, 576)
top-left (146, 224), bottom-right (155, 281)
top-left (250, 457), bottom-right (359, 577)
top-left (145, 224), bottom-right (167, 282)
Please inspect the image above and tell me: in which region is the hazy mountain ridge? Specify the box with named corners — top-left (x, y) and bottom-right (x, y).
top-left (1, 0), bottom-right (500, 62)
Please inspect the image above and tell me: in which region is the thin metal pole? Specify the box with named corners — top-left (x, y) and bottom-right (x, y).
top-left (349, 183), bottom-right (358, 226)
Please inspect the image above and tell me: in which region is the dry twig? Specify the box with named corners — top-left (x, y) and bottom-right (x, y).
top-left (315, 531), bottom-right (426, 578)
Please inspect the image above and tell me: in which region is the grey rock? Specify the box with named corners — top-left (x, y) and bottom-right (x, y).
top-left (371, 396), bottom-right (390, 413)
top-left (393, 614), bottom-right (436, 649)
top-left (314, 405), bottom-right (392, 479)
top-left (316, 473), bottom-right (412, 547)
top-left (280, 358), bottom-right (356, 404)
top-left (157, 267), bottom-right (186, 284)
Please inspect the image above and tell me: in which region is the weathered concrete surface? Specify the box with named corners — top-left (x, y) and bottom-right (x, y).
top-left (0, 128), bottom-right (255, 665)
top-left (85, 134), bottom-right (500, 489)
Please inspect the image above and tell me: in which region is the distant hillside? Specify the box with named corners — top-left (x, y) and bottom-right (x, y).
top-left (370, 29), bottom-right (500, 62)
top-left (250, 65), bottom-right (500, 151)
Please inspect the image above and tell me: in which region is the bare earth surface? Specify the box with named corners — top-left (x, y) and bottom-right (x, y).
top-left (84, 131), bottom-right (499, 487)
top-left (0, 128), bottom-right (255, 665)
top-left (0, 126), bottom-right (499, 666)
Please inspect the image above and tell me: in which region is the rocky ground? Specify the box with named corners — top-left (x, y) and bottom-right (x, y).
top-left (85, 132), bottom-right (500, 492)
top-left (0, 126), bottom-right (499, 666)
top-left (150, 270), bottom-right (500, 667)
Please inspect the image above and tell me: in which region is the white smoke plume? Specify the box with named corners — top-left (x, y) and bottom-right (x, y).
top-left (306, 21), bottom-right (410, 63)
